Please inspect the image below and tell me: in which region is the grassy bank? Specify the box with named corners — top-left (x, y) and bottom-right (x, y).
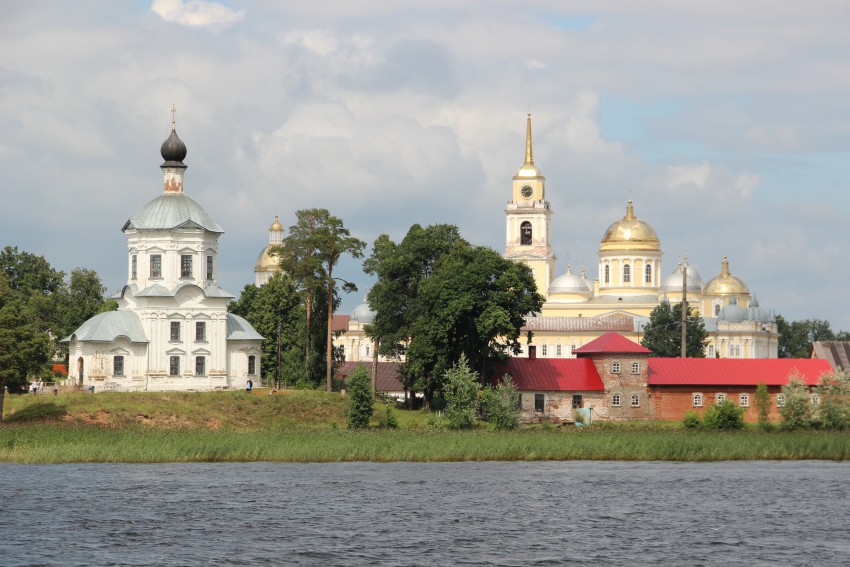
top-left (2, 391), bottom-right (849, 463)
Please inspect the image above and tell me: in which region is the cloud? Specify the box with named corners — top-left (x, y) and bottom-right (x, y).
top-left (151, 0), bottom-right (244, 28)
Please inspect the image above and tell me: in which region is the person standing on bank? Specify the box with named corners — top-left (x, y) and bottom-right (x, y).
top-left (246, 379), bottom-right (253, 393)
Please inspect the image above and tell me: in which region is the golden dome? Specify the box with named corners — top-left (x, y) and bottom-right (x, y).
top-left (600, 200), bottom-right (660, 251)
top-left (704, 256), bottom-right (749, 296)
top-left (269, 215), bottom-right (283, 232)
top-left (254, 244), bottom-right (282, 273)
top-left (515, 112), bottom-right (542, 178)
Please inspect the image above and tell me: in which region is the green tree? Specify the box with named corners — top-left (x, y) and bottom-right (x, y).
top-left (282, 209), bottom-right (364, 391)
top-left (443, 355), bottom-right (481, 429)
top-left (346, 364), bottom-right (373, 428)
top-left (779, 372), bottom-right (814, 430)
top-left (481, 375), bottom-right (521, 430)
top-left (228, 273), bottom-right (305, 388)
top-left (777, 316), bottom-right (845, 358)
top-left (365, 224), bottom-right (543, 406)
top-left (641, 300), bottom-right (708, 357)
top-left (815, 372), bottom-right (850, 430)
top-left (0, 300), bottom-right (50, 420)
top-left (754, 383), bottom-right (772, 428)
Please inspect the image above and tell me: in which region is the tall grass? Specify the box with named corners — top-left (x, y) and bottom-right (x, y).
top-left (2, 425), bottom-right (848, 463)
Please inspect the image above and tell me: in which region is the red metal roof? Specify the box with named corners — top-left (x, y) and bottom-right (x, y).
top-left (496, 358), bottom-right (604, 391)
top-left (574, 332), bottom-right (651, 355)
top-left (337, 361), bottom-right (405, 392)
top-left (647, 358), bottom-right (833, 386)
top-left (331, 315), bottom-right (351, 332)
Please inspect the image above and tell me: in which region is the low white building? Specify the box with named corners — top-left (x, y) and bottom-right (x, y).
top-left (64, 119), bottom-right (263, 391)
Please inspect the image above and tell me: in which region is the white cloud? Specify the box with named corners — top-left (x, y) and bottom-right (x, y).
top-left (151, 0), bottom-right (244, 28)
top-left (666, 162), bottom-right (711, 192)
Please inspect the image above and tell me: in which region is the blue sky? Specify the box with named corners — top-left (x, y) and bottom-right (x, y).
top-left (1, 0), bottom-right (849, 332)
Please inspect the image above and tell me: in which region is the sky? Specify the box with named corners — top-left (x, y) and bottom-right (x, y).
top-left (1, 0), bottom-right (849, 332)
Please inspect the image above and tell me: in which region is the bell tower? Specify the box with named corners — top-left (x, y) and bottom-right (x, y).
top-left (505, 113), bottom-right (555, 295)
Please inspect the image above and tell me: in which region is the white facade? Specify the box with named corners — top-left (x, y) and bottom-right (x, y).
top-left (65, 122), bottom-right (263, 391)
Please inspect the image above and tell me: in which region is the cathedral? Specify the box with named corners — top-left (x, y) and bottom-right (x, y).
top-left (332, 113), bottom-right (779, 362)
top-left (64, 117), bottom-right (264, 391)
top-left (507, 113), bottom-right (778, 359)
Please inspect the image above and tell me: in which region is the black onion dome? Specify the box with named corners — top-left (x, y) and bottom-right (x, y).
top-left (160, 129), bottom-right (188, 167)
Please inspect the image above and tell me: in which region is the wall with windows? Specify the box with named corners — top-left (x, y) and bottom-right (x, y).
top-left (517, 390), bottom-right (606, 423)
top-left (650, 385), bottom-right (794, 422)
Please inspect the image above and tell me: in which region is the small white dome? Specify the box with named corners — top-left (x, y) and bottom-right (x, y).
top-left (351, 296), bottom-right (376, 324)
top-left (719, 295), bottom-right (747, 323)
top-left (548, 263), bottom-right (592, 299)
top-left (659, 258), bottom-right (703, 294)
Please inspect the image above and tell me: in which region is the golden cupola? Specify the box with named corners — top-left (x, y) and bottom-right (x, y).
top-left (704, 256), bottom-right (749, 296)
top-left (599, 200), bottom-right (661, 253)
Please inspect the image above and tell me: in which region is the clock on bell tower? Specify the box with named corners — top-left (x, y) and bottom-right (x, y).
top-left (504, 113), bottom-right (555, 295)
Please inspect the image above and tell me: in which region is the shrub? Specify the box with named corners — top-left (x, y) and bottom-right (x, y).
top-left (682, 411), bottom-right (702, 429)
top-left (816, 372), bottom-right (850, 430)
top-left (443, 355), bottom-right (480, 429)
top-left (480, 375), bottom-right (520, 430)
top-left (703, 400), bottom-right (744, 429)
top-left (377, 404), bottom-right (399, 429)
top-left (754, 383), bottom-right (771, 428)
top-left (779, 372), bottom-right (814, 430)
top-left (346, 365), bottom-right (373, 429)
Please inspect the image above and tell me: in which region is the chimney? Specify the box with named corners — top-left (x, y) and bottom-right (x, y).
top-left (528, 345), bottom-right (537, 359)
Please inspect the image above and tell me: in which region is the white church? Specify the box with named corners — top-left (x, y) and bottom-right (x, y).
top-left (64, 118), bottom-right (263, 391)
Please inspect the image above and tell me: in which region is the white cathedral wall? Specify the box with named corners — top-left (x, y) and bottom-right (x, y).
top-left (125, 228), bottom-right (220, 291)
top-left (228, 341), bottom-right (262, 388)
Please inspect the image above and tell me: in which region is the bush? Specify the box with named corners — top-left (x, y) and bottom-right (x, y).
top-left (480, 375), bottom-right (520, 430)
top-left (816, 372), bottom-right (850, 430)
top-left (703, 400), bottom-right (744, 429)
top-left (779, 372), bottom-right (814, 430)
top-left (377, 404), bottom-right (399, 429)
top-left (346, 365), bottom-right (373, 429)
top-left (443, 355), bottom-right (480, 429)
top-left (682, 411), bottom-right (702, 429)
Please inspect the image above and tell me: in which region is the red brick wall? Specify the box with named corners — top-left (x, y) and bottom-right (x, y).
top-left (651, 385), bottom-right (788, 423)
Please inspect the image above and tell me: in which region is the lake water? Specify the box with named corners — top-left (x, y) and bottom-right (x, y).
top-left (2, 461), bottom-right (848, 566)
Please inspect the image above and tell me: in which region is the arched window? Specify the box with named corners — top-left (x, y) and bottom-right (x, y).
top-left (604, 265), bottom-right (610, 283)
top-left (611, 393), bottom-right (621, 407)
top-left (714, 304), bottom-right (721, 316)
top-left (645, 264), bottom-right (652, 284)
top-left (630, 393), bottom-right (640, 407)
top-left (623, 264), bottom-right (631, 283)
top-left (520, 221), bottom-right (532, 245)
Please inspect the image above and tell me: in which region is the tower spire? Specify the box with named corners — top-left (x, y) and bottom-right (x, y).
top-left (525, 112), bottom-right (534, 166)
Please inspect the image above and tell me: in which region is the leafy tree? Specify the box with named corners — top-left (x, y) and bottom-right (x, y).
top-left (346, 364), bottom-right (373, 428)
top-left (702, 399), bottom-right (745, 429)
top-left (228, 273), bottom-right (306, 388)
top-left (481, 375), bottom-right (521, 430)
top-left (815, 372), bottom-right (850, 430)
top-left (365, 224), bottom-right (543, 406)
top-left (282, 209), bottom-right (364, 391)
top-left (443, 355), bottom-right (481, 429)
top-left (0, 300), bottom-right (50, 420)
top-left (641, 300), bottom-right (708, 357)
top-left (779, 372), bottom-right (814, 430)
top-left (777, 316), bottom-right (847, 358)
top-left (754, 383), bottom-right (772, 428)
top-left (682, 411), bottom-right (702, 429)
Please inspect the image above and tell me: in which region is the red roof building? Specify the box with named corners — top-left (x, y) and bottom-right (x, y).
top-left (497, 358), bottom-right (604, 391)
top-left (574, 332), bottom-right (652, 355)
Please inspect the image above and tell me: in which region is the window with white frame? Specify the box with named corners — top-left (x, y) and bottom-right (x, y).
top-left (714, 303), bottom-right (720, 316)
top-left (645, 263), bottom-right (652, 284)
top-left (571, 343), bottom-right (577, 355)
top-left (169, 356), bottom-right (180, 376)
top-left (708, 344), bottom-right (715, 358)
top-left (740, 393), bottom-right (750, 407)
top-left (196, 321), bottom-right (206, 342)
top-left (150, 254), bottom-right (162, 278)
top-left (206, 255), bottom-right (213, 280)
top-left (611, 393), bottom-right (621, 407)
top-left (534, 394), bottom-right (545, 412)
top-left (693, 393), bottom-right (703, 407)
top-left (131, 255), bottom-right (137, 280)
top-left (716, 393), bottom-right (727, 405)
top-left (556, 344), bottom-right (562, 357)
top-left (195, 356), bottom-right (205, 376)
top-left (612, 361), bottom-right (621, 373)
top-left (113, 355), bottom-right (124, 376)
top-left (604, 265), bottom-right (610, 283)
top-left (811, 394), bottom-right (820, 405)
top-left (776, 393), bottom-right (786, 407)
top-left (170, 321), bottom-right (180, 341)
top-left (631, 361), bottom-right (640, 374)
top-left (630, 393), bottom-right (640, 407)
top-left (623, 264), bottom-right (631, 283)
top-left (248, 355), bottom-right (256, 375)
top-left (180, 254), bottom-right (192, 278)
top-left (541, 344), bottom-right (548, 356)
